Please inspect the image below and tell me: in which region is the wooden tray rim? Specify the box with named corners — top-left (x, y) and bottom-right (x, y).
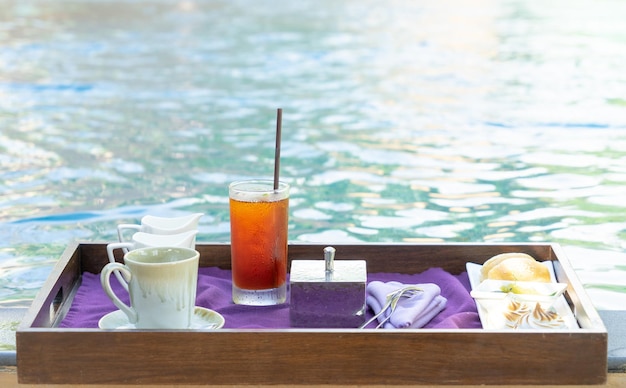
top-left (15, 241), bottom-right (608, 385)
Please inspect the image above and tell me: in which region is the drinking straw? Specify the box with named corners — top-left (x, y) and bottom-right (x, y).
top-left (273, 108), bottom-right (282, 190)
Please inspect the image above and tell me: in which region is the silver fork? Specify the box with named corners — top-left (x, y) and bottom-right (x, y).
top-left (360, 286), bottom-right (423, 329)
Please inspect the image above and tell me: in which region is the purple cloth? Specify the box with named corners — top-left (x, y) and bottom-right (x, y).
top-left (60, 267), bottom-right (481, 329)
top-left (366, 282), bottom-right (447, 329)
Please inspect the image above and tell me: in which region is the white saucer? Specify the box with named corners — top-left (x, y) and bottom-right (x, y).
top-left (98, 306), bottom-right (225, 330)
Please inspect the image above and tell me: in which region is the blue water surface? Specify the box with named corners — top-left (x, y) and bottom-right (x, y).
top-left (1, 0), bottom-right (626, 318)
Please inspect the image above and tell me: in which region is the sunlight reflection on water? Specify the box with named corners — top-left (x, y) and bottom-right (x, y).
top-left (1, 0), bottom-right (626, 314)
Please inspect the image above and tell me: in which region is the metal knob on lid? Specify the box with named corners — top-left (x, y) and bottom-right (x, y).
top-left (324, 246), bottom-right (335, 273)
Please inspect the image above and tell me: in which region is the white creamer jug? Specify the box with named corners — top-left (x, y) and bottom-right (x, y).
top-left (117, 213), bottom-right (203, 247)
top-left (107, 230), bottom-right (199, 290)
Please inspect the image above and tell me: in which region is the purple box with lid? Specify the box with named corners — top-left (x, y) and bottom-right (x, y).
top-left (289, 246), bottom-right (367, 328)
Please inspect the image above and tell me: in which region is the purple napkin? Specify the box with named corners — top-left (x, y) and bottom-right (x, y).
top-left (59, 266), bottom-right (482, 329)
top-left (366, 281), bottom-right (447, 329)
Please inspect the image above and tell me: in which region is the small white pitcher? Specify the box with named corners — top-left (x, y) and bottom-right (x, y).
top-left (117, 213), bottom-right (203, 249)
top-left (107, 230), bottom-right (198, 290)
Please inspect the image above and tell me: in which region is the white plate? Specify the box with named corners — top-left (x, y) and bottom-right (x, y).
top-left (466, 262), bottom-right (579, 330)
top-left (470, 279), bottom-right (567, 303)
top-left (98, 306), bottom-right (225, 330)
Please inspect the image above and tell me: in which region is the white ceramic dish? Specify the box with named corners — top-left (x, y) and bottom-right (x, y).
top-left (98, 306), bottom-right (225, 330)
top-left (470, 279), bottom-right (567, 303)
top-left (466, 262), bottom-right (579, 330)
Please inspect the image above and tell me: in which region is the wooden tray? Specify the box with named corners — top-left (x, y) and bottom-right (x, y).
top-left (16, 242), bottom-right (607, 385)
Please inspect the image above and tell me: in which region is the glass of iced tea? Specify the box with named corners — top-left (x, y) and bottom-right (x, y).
top-left (229, 179), bottom-right (289, 305)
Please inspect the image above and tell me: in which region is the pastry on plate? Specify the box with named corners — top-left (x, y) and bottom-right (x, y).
top-left (481, 252), bottom-right (551, 283)
top-left (504, 300), bottom-right (567, 329)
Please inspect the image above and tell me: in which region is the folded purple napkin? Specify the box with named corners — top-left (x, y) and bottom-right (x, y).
top-left (366, 281), bottom-right (447, 329)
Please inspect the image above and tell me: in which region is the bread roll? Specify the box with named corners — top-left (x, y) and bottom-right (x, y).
top-left (481, 253), bottom-right (551, 283)
top-left (480, 252), bottom-right (535, 280)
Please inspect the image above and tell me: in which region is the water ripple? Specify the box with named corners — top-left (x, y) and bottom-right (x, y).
top-left (0, 0), bottom-right (625, 310)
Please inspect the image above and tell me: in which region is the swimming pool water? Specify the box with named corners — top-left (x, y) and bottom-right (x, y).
top-left (1, 0), bottom-right (626, 326)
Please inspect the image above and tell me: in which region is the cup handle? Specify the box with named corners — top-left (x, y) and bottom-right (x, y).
top-left (117, 224), bottom-right (141, 245)
top-left (100, 262), bottom-right (137, 324)
top-left (106, 243), bottom-right (134, 291)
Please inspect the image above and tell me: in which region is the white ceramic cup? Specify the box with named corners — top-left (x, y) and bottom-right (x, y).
top-left (100, 247), bottom-right (199, 329)
top-left (106, 230), bottom-right (198, 291)
top-left (116, 213), bottom-right (203, 249)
